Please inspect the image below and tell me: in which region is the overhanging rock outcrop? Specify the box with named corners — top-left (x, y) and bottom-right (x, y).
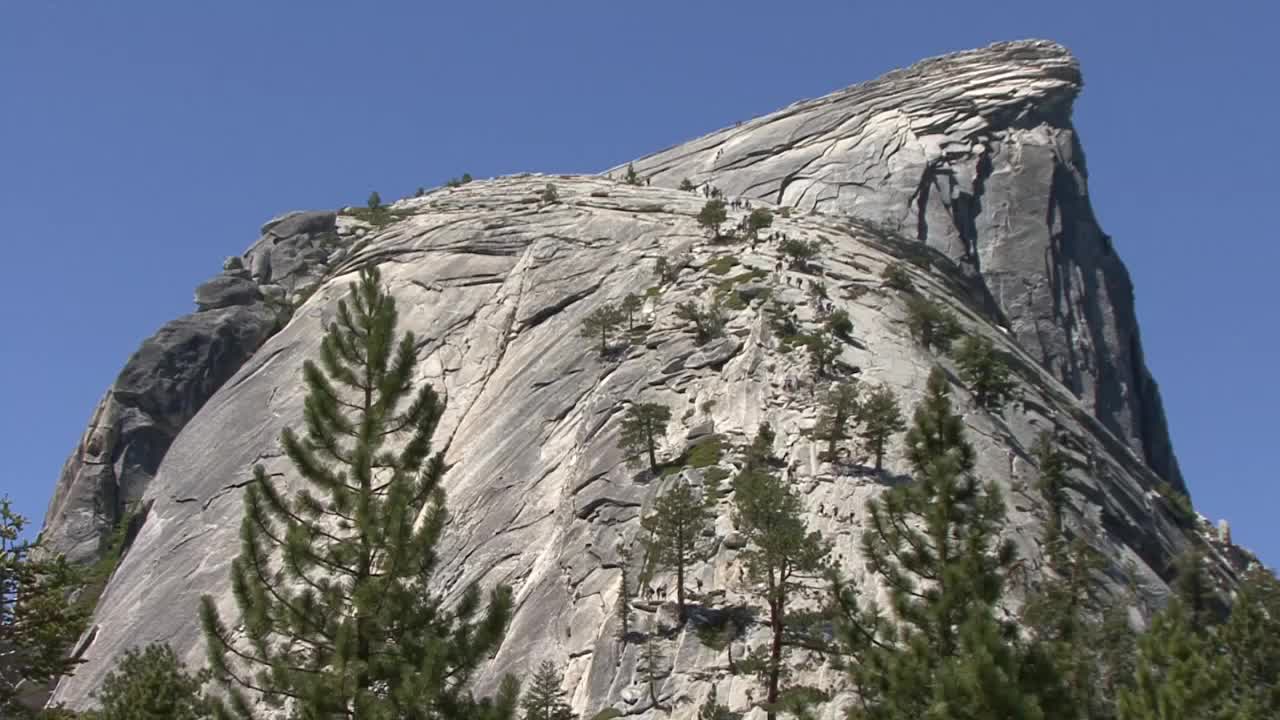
top-left (618, 39), bottom-right (1182, 492)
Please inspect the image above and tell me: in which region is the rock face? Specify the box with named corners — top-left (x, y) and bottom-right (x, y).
top-left (42, 41), bottom-right (1240, 717)
top-left (619, 39), bottom-right (1182, 492)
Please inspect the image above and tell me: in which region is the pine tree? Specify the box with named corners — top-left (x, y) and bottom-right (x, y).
top-left (618, 402), bottom-right (672, 474)
top-left (1033, 432), bottom-right (1070, 562)
top-left (642, 635), bottom-right (666, 711)
top-left (831, 367), bottom-right (1046, 720)
top-left (367, 191), bottom-right (382, 210)
top-left (1218, 566), bottom-right (1280, 717)
top-left (641, 482), bottom-right (712, 625)
top-left (620, 294), bottom-right (643, 330)
top-left (855, 384), bottom-right (905, 472)
top-left (616, 546), bottom-right (634, 643)
top-left (1171, 549), bottom-right (1221, 630)
top-left (680, 178), bottom-right (696, 192)
top-left (520, 661), bottom-right (574, 720)
top-left (675, 301), bottom-right (726, 344)
top-left (880, 263), bottom-right (913, 292)
top-left (1117, 599), bottom-right (1230, 720)
top-left (746, 208), bottom-right (773, 240)
top-left (904, 295), bottom-right (960, 353)
top-left (199, 266), bottom-right (514, 720)
top-left (93, 643), bottom-right (213, 720)
top-left (697, 200), bottom-right (728, 238)
top-left (579, 304), bottom-right (624, 356)
top-left (801, 332), bottom-right (839, 377)
top-left (780, 238), bottom-right (820, 270)
top-left (815, 382), bottom-right (860, 461)
top-left (954, 334), bottom-right (1018, 411)
top-left (825, 309), bottom-right (853, 340)
top-left (733, 431), bottom-right (831, 720)
top-left (623, 163), bottom-right (643, 186)
top-left (0, 498), bottom-right (89, 718)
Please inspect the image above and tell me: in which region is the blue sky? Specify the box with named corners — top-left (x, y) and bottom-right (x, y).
top-left (1, 1), bottom-right (1275, 565)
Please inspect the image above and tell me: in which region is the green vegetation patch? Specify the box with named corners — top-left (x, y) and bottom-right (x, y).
top-left (343, 206), bottom-right (414, 228)
top-left (687, 435), bottom-right (724, 468)
top-left (708, 255), bottom-right (740, 275)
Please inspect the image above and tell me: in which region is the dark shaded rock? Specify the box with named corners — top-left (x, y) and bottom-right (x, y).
top-left (194, 275), bottom-right (262, 311)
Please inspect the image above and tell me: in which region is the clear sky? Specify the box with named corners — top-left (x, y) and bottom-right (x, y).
top-left (1, 1), bottom-right (1275, 565)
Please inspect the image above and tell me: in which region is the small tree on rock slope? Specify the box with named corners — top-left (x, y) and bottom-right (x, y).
top-left (200, 265), bottom-right (516, 720)
top-left (697, 200), bottom-right (728, 238)
top-left (579, 304), bottom-right (625, 356)
top-left (618, 402), bottom-right (672, 474)
top-left (855, 383), bottom-right (905, 472)
top-left (520, 661), bottom-right (575, 720)
top-left (642, 482), bottom-right (713, 625)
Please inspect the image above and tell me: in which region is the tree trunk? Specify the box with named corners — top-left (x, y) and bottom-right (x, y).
top-left (767, 593), bottom-right (784, 720)
top-left (676, 548), bottom-right (686, 625)
top-left (647, 436), bottom-right (658, 473)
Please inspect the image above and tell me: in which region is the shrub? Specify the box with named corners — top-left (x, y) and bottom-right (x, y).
top-left (708, 255), bottom-right (740, 275)
top-left (680, 178), bottom-right (696, 191)
top-left (825, 308), bottom-right (853, 339)
top-left (675, 301), bottom-right (727, 344)
top-left (781, 238), bottom-right (821, 270)
top-left (541, 184), bottom-right (559, 203)
top-left (881, 262), bottom-right (913, 291)
top-left (366, 191), bottom-right (382, 210)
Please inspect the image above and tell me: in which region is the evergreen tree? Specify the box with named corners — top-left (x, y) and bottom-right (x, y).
top-left (616, 546), bottom-right (634, 643)
top-left (780, 239), bottom-right (820, 270)
top-left (1219, 566), bottom-right (1280, 717)
top-left (0, 498), bottom-right (89, 719)
top-left (954, 334), bottom-right (1018, 411)
top-left (620, 294), bottom-right (644, 330)
top-left (675, 301), bottom-right (726, 344)
top-left (801, 332), bottom-right (839, 377)
top-left (1171, 549), bottom-right (1221, 629)
top-left (1033, 432), bottom-right (1070, 561)
top-left (618, 402), bottom-right (672, 474)
top-left (541, 184), bottom-right (559, 203)
top-left (825, 309), bottom-right (853, 340)
top-left (641, 482), bottom-right (713, 625)
top-left (93, 643), bottom-right (212, 720)
top-left (815, 382), bottom-right (860, 461)
top-left (520, 661), bottom-right (574, 720)
top-left (1117, 599), bottom-right (1230, 720)
top-left (642, 635), bottom-right (666, 711)
top-left (831, 367), bottom-right (1047, 720)
top-left (855, 384), bottom-right (905, 472)
top-left (880, 263), bottom-right (913, 292)
top-left (623, 163), bottom-right (643, 186)
top-left (579, 304), bottom-right (625, 356)
top-left (903, 295), bottom-right (960, 353)
top-left (199, 266), bottom-right (514, 720)
top-left (680, 178), bottom-right (696, 192)
top-left (733, 432), bottom-right (831, 720)
top-left (746, 208), bottom-right (774, 240)
top-left (367, 191), bottom-right (382, 210)
top-left (697, 200), bottom-right (728, 238)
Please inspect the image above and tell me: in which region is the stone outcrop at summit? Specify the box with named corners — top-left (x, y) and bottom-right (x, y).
top-left (620, 39), bottom-right (1181, 493)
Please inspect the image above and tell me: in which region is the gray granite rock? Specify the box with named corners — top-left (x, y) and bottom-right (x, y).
top-left (194, 275), bottom-right (262, 311)
top-left (40, 42), bottom-right (1248, 719)
top-left (616, 39), bottom-right (1182, 492)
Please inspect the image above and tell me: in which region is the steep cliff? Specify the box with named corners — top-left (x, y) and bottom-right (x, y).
top-left (40, 41), bottom-right (1239, 716)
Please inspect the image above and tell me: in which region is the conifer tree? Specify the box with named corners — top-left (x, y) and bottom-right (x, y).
top-left (1033, 432), bottom-right (1070, 561)
top-left (746, 208), bottom-right (773, 240)
top-left (579, 304), bottom-right (625, 356)
top-left (815, 382), bottom-right (860, 461)
top-left (1171, 549), bottom-right (1221, 629)
top-left (200, 266), bottom-right (515, 720)
top-left (855, 384), bottom-right (905, 472)
top-left (93, 643), bottom-right (213, 720)
top-left (620, 294), bottom-right (643, 330)
top-left (903, 295), bottom-right (960, 353)
top-left (642, 482), bottom-right (712, 625)
top-left (831, 367), bottom-right (1047, 720)
top-left (0, 498), bottom-right (88, 718)
top-left (520, 661), bottom-right (574, 720)
top-left (642, 635), bottom-right (666, 711)
top-left (1117, 599), bottom-right (1230, 720)
top-left (733, 432), bottom-right (831, 720)
top-left (623, 163), bottom-right (643, 186)
top-left (825, 309), bottom-right (853, 340)
top-left (618, 402), bottom-right (672, 474)
top-left (801, 332), bottom-right (839, 377)
top-left (880, 262), bottom-right (913, 292)
top-left (680, 178), bottom-right (696, 192)
top-left (616, 546), bottom-right (634, 643)
top-left (780, 239), bottom-right (820, 270)
top-left (367, 191), bottom-right (382, 210)
top-left (675, 301), bottom-right (726, 344)
top-left (954, 334), bottom-right (1018, 411)
top-left (1218, 566), bottom-right (1280, 717)
top-left (697, 200), bottom-right (728, 238)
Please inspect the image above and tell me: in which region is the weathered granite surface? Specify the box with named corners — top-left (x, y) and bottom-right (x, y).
top-left (616, 39), bottom-right (1183, 493)
top-left (47, 176), bottom-right (1239, 716)
top-left (42, 41), bottom-right (1240, 717)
